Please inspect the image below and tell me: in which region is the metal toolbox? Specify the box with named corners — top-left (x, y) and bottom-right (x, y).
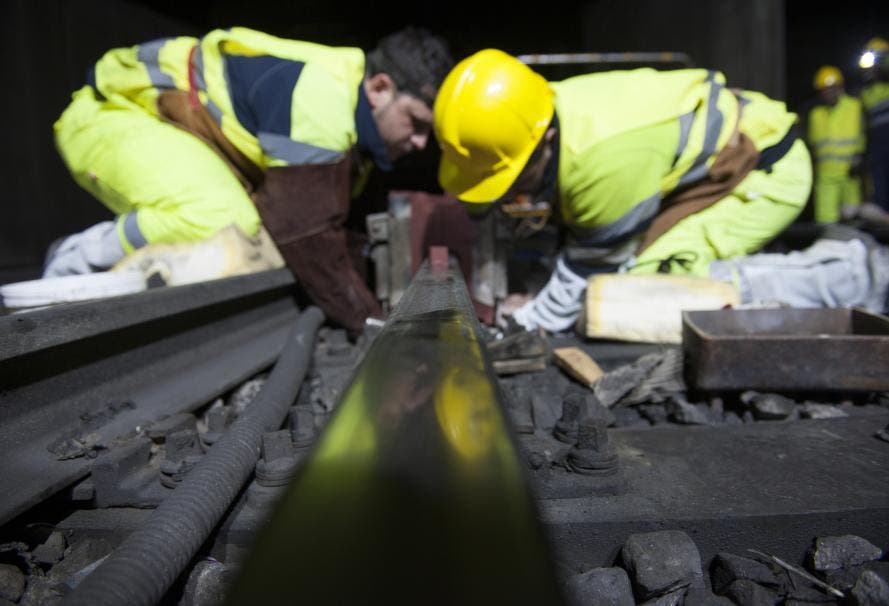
top-left (681, 308), bottom-right (889, 392)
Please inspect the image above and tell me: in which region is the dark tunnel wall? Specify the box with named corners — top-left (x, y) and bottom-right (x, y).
top-left (2, 0), bottom-right (201, 282)
top-left (786, 2), bottom-right (889, 109)
top-left (3, 0), bottom-right (887, 282)
top-left (579, 0), bottom-right (785, 99)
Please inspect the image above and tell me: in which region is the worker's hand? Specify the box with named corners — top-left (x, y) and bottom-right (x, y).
top-left (511, 255), bottom-right (588, 333)
top-left (495, 293), bottom-right (533, 330)
top-left (841, 204), bottom-right (861, 221)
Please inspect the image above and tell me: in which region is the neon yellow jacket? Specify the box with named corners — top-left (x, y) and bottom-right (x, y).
top-left (85, 27), bottom-right (385, 333)
top-left (90, 27), bottom-right (366, 170)
top-left (807, 94), bottom-right (865, 177)
top-left (551, 68), bottom-right (795, 246)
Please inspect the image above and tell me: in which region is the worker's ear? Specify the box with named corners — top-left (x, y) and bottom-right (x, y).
top-left (364, 73), bottom-right (397, 109)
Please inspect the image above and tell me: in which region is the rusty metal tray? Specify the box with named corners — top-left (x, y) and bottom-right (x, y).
top-left (682, 308), bottom-right (889, 392)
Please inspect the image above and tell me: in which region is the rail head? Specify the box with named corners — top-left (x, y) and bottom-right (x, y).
top-left (227, 256), bottom-right (565, 604)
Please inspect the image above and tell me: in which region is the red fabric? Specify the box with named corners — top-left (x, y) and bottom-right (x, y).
top-left (429, 245), bottom-right (449, 270)
top-left (405, 192), bottom-right (495, 324)
top-left (407, 192), bottom-right (475, 280)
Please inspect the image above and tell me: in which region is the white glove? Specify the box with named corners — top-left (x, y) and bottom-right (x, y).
top-left (512, 255), bottom-right (588, 332)
top-left (495, 293), bottom-right (532, 329)
top-left (43, 221), bottom-right (126, 277)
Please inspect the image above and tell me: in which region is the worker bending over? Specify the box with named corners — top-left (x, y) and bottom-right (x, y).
top-left (806, 65), bottom-right (864, 223)
top-left (47, 26), bottom-right (453, 334)
top-left (433, 49), bottom-right (811, 332)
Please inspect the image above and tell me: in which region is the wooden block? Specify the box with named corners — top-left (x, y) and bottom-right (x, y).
top-left (583, 273), bottom-right (739, 344)
top-left (552, 347), bottom-right (604, 387)
top-left (487, 328), bottom-right (548, 361)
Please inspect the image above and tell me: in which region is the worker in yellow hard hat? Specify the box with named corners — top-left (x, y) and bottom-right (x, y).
top-left (45, 27), bottom-right (454, 335)
top-left (806, 66), bottom-right (864, 223)
top-left (858, 37), bottom-right (889, 212)
top-left (859, 37), bottom-right (889, 71)
top-left (433, 49), bottom-right (811, 332)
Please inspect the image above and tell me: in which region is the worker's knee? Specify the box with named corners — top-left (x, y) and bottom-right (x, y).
top-left (54, 86), bottom-right (104, 153)
top-left (56, 99), bottom-right (260, 245)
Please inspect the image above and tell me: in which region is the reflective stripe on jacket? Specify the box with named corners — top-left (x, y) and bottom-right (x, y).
top-left (551, 68), bottom-right (796, 247)
top-left (90, 27), bottom-right (365, 170)
top-left (807, 94), bottom-right (864, 176)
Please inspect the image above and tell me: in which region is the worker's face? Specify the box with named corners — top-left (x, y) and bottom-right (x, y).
top-left (500, 128), bottom-right (557, 203)
top-left (365, 74), bottom-right (434, 163)
top-left (862, 59), bottom-right (888, 83)
top-left (376, 94), bottom-right (434, 162)
top-left (818, 84), bottom-right (842, 106)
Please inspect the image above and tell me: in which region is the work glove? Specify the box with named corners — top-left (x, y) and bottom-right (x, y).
top-left (43, 220), bottom-right (126, 277)
top-left (512, 255), bottom-right (588, 333)
top-left (495, 293), bottom-right (533, 331)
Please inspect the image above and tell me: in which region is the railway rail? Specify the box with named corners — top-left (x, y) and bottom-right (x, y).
top-left (0, 269), bottom-right (299, 525)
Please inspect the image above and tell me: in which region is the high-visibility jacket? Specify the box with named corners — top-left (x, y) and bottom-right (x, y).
top-left (81, 27), bottom-right (385, 333)
top-left (807, 94), bottom-right (865, 177)
top-left (89, 27), bottom-right (368, 171)
top-left (551, 68), bottom-right (796, 249)
top-left (861, 81), bottom-right (889, 132)
top-left (861, 80), bottom-right (889, 210)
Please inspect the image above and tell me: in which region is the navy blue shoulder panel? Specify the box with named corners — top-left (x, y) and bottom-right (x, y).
top-left (224, 54), bottom-right (305, 137)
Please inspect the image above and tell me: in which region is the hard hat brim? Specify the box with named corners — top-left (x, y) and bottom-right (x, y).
top-left (438, 140), bottom-right (538, 204)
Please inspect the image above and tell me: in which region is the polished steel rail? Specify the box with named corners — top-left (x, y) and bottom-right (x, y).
top-left (227, 253), bottom-right (564, 605)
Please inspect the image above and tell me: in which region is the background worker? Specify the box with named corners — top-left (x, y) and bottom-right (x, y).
top-left (806, 65), bottom-right (864, 223)
top-left (434, 49), bottom-right (812, 332)
top-left (859, 37), bottom-right (889, 212)
top-left (46, 26), bottom-right (453, 334)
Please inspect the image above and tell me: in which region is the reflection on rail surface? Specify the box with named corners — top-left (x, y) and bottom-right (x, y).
top-left (228, 262), bottom-right (563, 605)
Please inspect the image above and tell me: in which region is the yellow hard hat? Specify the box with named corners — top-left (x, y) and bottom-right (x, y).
top-left (865, 37), bottom-right (889, 52)
top-left (434, 49), bottom-right (554, 203)
top-left (860, 37), bottom-right (889, 69)
top-left (813, 65), bottom-right (843, 89)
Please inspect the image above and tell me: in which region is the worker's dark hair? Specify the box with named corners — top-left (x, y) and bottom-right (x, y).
top-left (365, 26), bottom-right (454, 107)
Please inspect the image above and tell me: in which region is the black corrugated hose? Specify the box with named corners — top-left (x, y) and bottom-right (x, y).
top-left (62, 306), bottom-right (325, 606)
